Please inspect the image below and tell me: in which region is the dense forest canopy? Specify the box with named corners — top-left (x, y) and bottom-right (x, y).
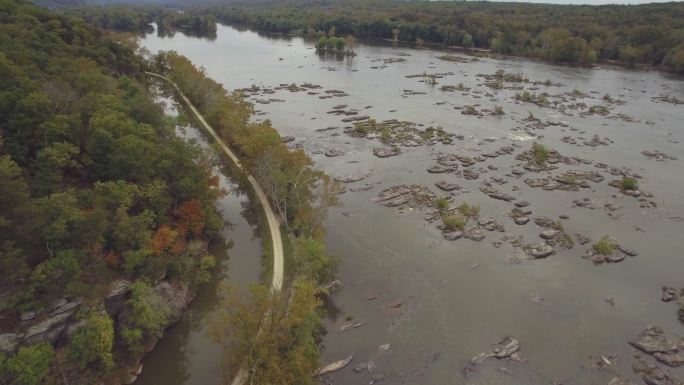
top-left (0, 0), bottom-right (222, 382)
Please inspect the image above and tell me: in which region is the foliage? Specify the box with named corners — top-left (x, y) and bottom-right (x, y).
top-left (532, 143), bottom-right (550, 165)
top-left (442, 215), bottom-right (466, 231)
top-left (67, 313), bottom-right (115, 370)
top-left (457, 202), bottom-right (480, 218)
top-left (0, 0), bottom-right (220, 314)
top-left (620, 176), bottom-right (639, 191)
top-left (211, 280), bottom-right (322, 385)
top-left (125, 281), bottom-right (171, 340)
top-left (0, 343), bottom-right (53, 385)
top-left (593, 236), bottom-right (618, 256)
top-left (434, 197), bottom-right (449, 211)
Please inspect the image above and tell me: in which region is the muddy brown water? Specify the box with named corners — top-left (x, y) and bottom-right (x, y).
top-left (139, 24), bottom-right (684, 385)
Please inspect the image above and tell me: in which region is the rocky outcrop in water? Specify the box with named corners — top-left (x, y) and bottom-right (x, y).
top-left (629, 326), bottom-right (684, 368)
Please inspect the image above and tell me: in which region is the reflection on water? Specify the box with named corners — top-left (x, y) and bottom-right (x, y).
top-left (134, 91), bottom-right (262, 385)
top-left (140, 24), bottom-right (684, 385)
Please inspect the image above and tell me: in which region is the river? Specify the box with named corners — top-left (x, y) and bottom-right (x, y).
top-left (139, 24), bottom-right (684, 385)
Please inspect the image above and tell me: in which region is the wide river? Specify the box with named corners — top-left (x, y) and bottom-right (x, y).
top-left (139, 24), bottom-right (684, 385)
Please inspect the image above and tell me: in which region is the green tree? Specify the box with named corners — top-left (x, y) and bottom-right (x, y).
top-left (67, 312), bottom-right (115, 370)
top-left (462, 32), bottom-right (473, 51)
top-left (1, 343), bottom-right (53, 385)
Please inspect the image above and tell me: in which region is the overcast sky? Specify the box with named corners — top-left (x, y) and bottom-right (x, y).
top-left (486, 0), bottom-right (678, 4)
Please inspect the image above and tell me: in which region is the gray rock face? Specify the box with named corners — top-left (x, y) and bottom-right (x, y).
top-left (324, 148), bottom-right (344, 157)
top-left (19, 311), bottom-right (37, 321)
top-left (478, 217), bottom-right (504, 232)
top-left (514, 216), bottom-right (530, 225)
top-left (444, 231), bottom-right (463, 241)
top-left (464, 226), bottom-right (485, 242)
top-left (427, 165), bottom-right (450, 173)
top-left (493, 337), bottom-right (521, 358)
top-left (0, 333), bottom-right (23, 354)
top-left (106, 279), bottom-right (131, 316)
top-left (22, 310), bottom-right (74, 346)
top-left (435, 181), bottom-right (460, 191)
top-left (373, 146), bottom-right (400, 158)
top-left (661, 287), bottom-right (678, 303)
top-left (540, 229), bottom-right (560, 240)
top-left (629, 326), bottom-right (684, 368)
top-left (525, 243), bottom-right (555, 259)
top-left (155, 281), bottom-right (191, 322)
top-left (633, 356), bottom-right (684, 385)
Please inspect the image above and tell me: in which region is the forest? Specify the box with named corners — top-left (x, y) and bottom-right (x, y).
top-left (0, 0), bottom-right (221, 383)
top-left (205, 0), bottom-right (684, 71)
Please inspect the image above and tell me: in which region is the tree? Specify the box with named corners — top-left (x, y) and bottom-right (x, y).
top-left (0, 343), bottom-right (53, 385)
top-left (462, 32), bottom-right (473, 51)
top-left (125, 281), bottom-right (171, 339)
top-left (211, 279), bottom-right (323, 385)
top-left (68, 312), bottom-right (114, 370)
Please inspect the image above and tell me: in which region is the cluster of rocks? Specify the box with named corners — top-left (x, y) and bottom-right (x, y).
top-left (373, 146), bottom-right (401, 158)
top-left (629, 326), bottom-right (684, 368)
top-left (374, 185), bottom-right (435, 209)
top-left (642, 150), bottom-right (678, 162)
top-left (465, 336), bottom-right (523, 375)
top-left (1, 278), bottom-right (194, 384)
top-left (525, 170), bottom-right (604, 192)
top-left (479, 182), bottom-right (516, 202)
top-left (349, 119), bottom-right (454, 147)
top-left (0, 298), bottom-right (83, 355)
top-left (583, 242), bottom-right (638, 264)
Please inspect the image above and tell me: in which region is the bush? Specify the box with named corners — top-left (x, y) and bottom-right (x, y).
top-left (68, 313), bottom-right (114, 370)
top-left (442, 215), bottom-right (466, 231)
top-left (593, 236), bottom-right (617, 255)
top-left (620, 176), bottom-right (638, 191)
top-left (532, 142), bottom-right (549, 165)
top-left (457, 202), bottom-right (480, 218)
top-left (0, 343), bottom-right (53, 385)
top-left (434, 197), bottom-right (449, 211)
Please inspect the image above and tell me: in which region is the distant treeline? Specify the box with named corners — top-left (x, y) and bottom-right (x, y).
top-left (66, 5), bottom-right (218, 38)
top-left (153, 0), bottom-right (684, 72)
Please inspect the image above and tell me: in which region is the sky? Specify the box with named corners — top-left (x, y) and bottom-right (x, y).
top-left (465, 0), bottom-right (680, 4)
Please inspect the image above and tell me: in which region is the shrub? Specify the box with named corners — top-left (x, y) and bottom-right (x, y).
top-left (532, 142), bottom-right (549, 165)
top-left (442, 215), bottom-right (466, 231)
top-left (593, 236), bottom-right (617, 255)
top-left (620, 176), bottom-right (638, 191)
top-left (434, 197), bottom-right (449, 211)
top-left (457, 202), bottom-right (480, 218)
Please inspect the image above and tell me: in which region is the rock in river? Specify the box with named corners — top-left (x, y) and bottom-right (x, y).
top-left (525, 243), bottom-right (555, 259)
top-left (324, 148), bottom-right (345, 157)
top-left (435, 181), bottom-right (460, 191)
top-left (427, 165), bottom-right (451, 173)
top-left (316, 355), bottom-right (353, 376)
top-left (633, 355), bottom-right (684, 385)
top-left (479, 217), bottom-right (504, 232)
top-left (493, 336), bottom-right (521, 359)
top-left (444, 230), bottom-right (464, 241)
top-left (373, 146), bottom-right (400, 158)
top-left (629, 326), bottom-right (684, 367)
top-left (661, 287), bottom-right (678, 303)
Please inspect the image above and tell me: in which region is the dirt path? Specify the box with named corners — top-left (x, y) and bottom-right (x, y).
top-left (146, 71), bottom-right (284, 292)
